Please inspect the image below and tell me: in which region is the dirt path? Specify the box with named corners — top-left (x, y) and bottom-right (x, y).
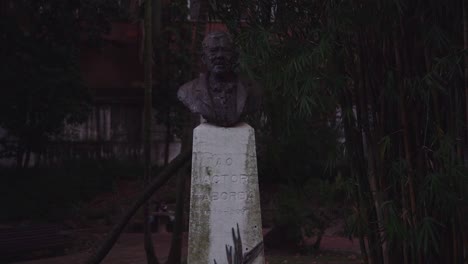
top-left (14, 230), bottom-right (360, 264)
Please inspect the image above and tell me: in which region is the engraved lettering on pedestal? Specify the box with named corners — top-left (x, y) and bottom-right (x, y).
top-left (198, 153), bottom-right (234, 168)
top-left (194, 192), bottom-right (254, 202)
top-left (238, 192), bottom-right (246, 200)
top-left (220, 192), bottom-right (228, 200)
top-left (240, 175), bottom-right (248, 183)
top-left (193, 174), bottom-right (256, 185)
top-left (188, 123), bottom-right (264, 264)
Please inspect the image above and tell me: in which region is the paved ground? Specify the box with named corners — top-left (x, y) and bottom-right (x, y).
top-left (13, 229), bottom-right (360, 264)
top-left (15, 232), bottom-right (182, 264)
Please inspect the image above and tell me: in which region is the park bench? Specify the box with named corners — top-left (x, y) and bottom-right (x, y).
top-left (0, 224), bottom-right (71, 262)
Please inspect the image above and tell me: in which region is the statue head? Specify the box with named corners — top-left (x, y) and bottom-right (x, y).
top-left (178, 31), bottom-right (261, 127)
top-left (202, 31), bottom-right (238, 76)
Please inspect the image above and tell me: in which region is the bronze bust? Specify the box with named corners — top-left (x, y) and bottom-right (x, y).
top-left (177, 31), bottom-right (260, 127)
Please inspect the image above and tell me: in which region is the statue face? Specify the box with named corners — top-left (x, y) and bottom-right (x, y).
top-left (202, 34), bottom-right (236, 75)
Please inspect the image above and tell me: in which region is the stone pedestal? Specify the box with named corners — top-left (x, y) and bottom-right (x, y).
top-left (188, 123), bottom-right (264, 264)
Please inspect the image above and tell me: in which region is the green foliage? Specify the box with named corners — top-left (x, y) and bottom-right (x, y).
top-left (253, 109), bottom-right (344, 247)
top-left (211, 0), bottom-right (467, 262)
top-left (1, 14), bottom-right (83, 155)
top-left (272, 175), bottom-right (348, 247)
top-left (273, 185), bottom-right (313, 243)
top-left (151, 0), bottom-right (193, 138)
top-left (210, 0), bottom-right (349, 251)
top-left (416, 217), bottom-right (442, 255)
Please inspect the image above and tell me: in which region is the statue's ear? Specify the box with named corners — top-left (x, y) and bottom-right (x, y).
top-left (201, 52), bottom-right (208, 66)
top-left (231, 51), bottom-right (240, 71)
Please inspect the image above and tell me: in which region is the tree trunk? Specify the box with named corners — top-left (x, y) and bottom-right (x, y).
top-left (23, 148), bottom-right (31, 168)
top-left (464, 0), bottom-right (468, 145)
top-left (393, 29), bottom-right (417, 228)
top-left (164, 112), bottom-right (171, 166)
top-left (358, 35), bottom-right (387, 264)
top-left (340, 86), bottom-right (369, 264)
top-left (143, 0), bottom-right (157, 263)
top-left (166, 115), bottom-right (194, 264)
top-left (166, 164), bottom-right (189, 264)
top-left (16, 146), bottom-right (24, 169)
top-left (85, 149), bottom-right (191, 264)
top-left (462, 0), bottom-right (468, 259)
top-left (190, 0), bottom-right (209, 76)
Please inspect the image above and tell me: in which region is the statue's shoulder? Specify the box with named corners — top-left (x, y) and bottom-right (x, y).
top-left (177, 74), bottom-right (205, 104)
top-left (178, 78), bottom-right (197, 98)
top-left (238, 75), bottom-right (261, 97)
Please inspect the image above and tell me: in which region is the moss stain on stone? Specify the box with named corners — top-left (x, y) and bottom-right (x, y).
top-left (189, 147), bottom-right (213, 263)
top-left (189, 124), bottom-right (263, 264)
top-left (245, 126), bottom-right (264, 264)
top-left (206, 166), bottom-right (212, 176)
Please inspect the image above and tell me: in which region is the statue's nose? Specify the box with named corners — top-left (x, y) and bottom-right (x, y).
top-left (220, 94), bottom-right (227, 103)
top-left (215, 50), bottom-right (226, 59)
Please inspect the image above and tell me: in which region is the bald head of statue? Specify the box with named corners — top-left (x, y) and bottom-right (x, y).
top-left (201, 31), bottom-right (238, 78)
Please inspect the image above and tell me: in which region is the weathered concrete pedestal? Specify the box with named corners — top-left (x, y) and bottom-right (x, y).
top-left (188, 122), bottom-right (264, 264)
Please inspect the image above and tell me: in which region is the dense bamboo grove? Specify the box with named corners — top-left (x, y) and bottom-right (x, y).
top-left (211, 0), bottom-right (468, 263)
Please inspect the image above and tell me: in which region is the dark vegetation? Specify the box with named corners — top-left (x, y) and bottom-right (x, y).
top-left (211, 0), bottom-right (468, 263)
top-left (0, 0), bottom-right (129, 167)
top-left (1, 0), bottom-right (468, 264)
top-left (0, 160), bottom-right (141, 223)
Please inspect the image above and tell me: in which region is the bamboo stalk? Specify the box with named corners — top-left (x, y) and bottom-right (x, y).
top-left (341, 89), bottom-right (369, 264)
top-left (341, 46), bottom-right (371, 264)
top-left (464, 0), bottom-right (468, 149)
top-left (459, 6), bottom-right (468, 262)
top-left (393, 26), bottom-right (422, 264)
top-left (143, 0), bottom-right (158, 263)
top-left (166, 164), bottom-right (190, 264)
top-left (393, 29), bottom-right (417, 227)
top-left (355, 32), bottom-right (386, 264)
top-left (461, 2), bottom-right (468, 261)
